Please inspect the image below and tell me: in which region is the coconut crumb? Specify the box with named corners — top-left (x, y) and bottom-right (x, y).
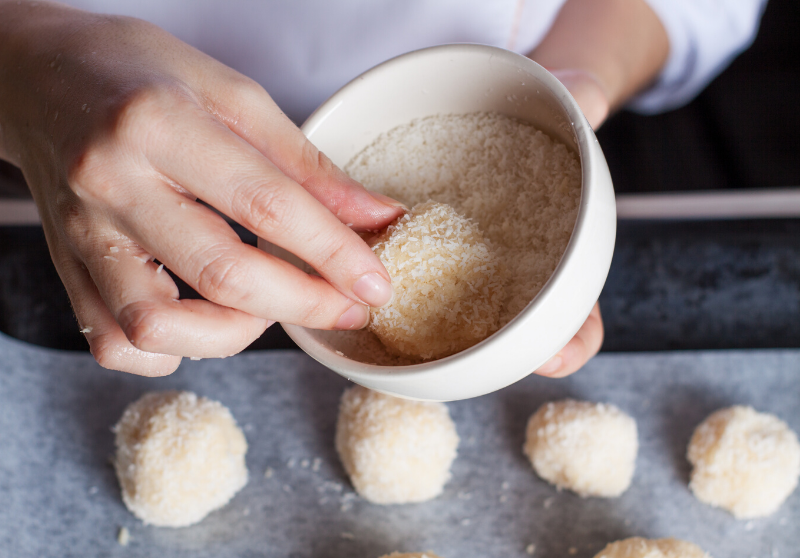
top-left (117, 526), bottom-right (130, 546)
top-left (526, 544), bottom-right (537, 555)
top-left (80, 326), bottom-right (93, 334)
top-left (156, 263), bottom-right (164, 274)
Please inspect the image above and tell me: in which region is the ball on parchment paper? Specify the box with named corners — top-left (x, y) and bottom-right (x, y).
top-left (368, 201), bottom-right (504, 361)
top-left (687, 405), bottom-right (800, 519)
top-left (335, 385), bottom-right (459, 504)
top-left (593, 537), bottom-right (711, 558)
top-left (523, 399), bottom-right (638, 497)
top-left (113, 391), bottom-right (248, 527)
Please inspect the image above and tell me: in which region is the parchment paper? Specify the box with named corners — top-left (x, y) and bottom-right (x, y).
top-left (1, 332), bottom-right (798, 557)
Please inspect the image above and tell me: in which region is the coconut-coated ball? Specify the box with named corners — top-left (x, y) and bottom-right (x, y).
top-left (113, 391), bottom-right (248, 527)
top-left (687, 405), bottom-right (800, 518)
top-left (524, 399), bottom-right (638, 497)
top-left (335, 385), bottom-right (459, 504)
top-left (593, 537), bottom-right (711, 558)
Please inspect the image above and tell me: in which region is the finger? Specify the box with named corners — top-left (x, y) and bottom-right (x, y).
top-left (80, 236), bottom-right (270, 358)
top-left (550, 69), bottom-right (610, 130)
top-left (201, 79), bottom-right (406, 231)
top-left (535, 302), bottom-right (604, 378)
top-left (146, 108), bottom-right (394, 308)
top-left (48, 240), bottom-right (182, 377)
top-left (104, 175), bottom-right (371, 329)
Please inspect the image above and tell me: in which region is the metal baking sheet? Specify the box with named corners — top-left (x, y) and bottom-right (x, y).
top-left (1, 332), bottom-right (798, 557)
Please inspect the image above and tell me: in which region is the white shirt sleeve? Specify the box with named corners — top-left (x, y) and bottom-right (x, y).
top-left (628, 0), bottom-right (768, 114)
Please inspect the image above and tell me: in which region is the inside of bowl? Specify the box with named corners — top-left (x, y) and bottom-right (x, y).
top-left (292, 46), bottom-right (584, 367)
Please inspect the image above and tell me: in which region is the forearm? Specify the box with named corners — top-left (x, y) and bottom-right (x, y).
top-left (529, 0), bottom-right (669, 109)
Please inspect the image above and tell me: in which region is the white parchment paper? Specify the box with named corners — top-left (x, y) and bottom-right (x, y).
top-left (0, 332), bottom-right (797, 557)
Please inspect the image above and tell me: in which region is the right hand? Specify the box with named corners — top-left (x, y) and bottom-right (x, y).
top-left (0, 2), bottom-right (403, 376)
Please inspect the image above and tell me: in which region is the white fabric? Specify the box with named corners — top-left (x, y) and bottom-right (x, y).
top-left (632, 0), bottom-right (768, 113)
top-left (61, 0), bottom-right (765, 119)
top-left (62, 0), bottom-right (563, 123)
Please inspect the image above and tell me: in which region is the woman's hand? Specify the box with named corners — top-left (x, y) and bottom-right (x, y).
top-left (0, 2), bottom-right (403, 376)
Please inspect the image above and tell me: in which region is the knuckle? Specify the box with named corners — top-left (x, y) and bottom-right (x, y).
top-left (117, 301), bottom-right (169, 352)
top-left (66, 144), bottom-right (113, 201)
top-left (90, 330), bottom-right (180, 377)
top-left (113, 85), bottom-right (185, 145)
top-left (195, 250), bottom-right (249, 303)
top-left (295, 143), bottom-right (332, 185)
top-left (233, 77), bottom-right (270, 107)
top-left (233, 182), bottom-right (295, 235)
top-left (58, 198), bottom-right (90, 242)
top-left (308, 231), bottom-right (350, 272)
top-left (296, 296), bottom-right (329, 327)
top-left (292, 277), bottom-right (341, 327)
top-left (89, 332), bottom-right (125, 371)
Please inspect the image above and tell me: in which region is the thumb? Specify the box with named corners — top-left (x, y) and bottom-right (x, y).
top-left (550, 69), bottom-right (610, 130)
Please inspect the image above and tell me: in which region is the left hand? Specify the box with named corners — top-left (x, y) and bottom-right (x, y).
top-left (533, 69), bottom-right (609, 378)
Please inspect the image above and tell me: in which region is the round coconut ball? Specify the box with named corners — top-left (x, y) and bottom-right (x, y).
top-left (593, 537), bottom-right (711, 558)
top-left (113, 391), bottom-right (248, 527)
top-left (369, 201), bottom-right (504, 361)
top-left (335, 385), bottom-right (459, 504)
top-left (523, 399), bottom-right (638, 497)
top-left (687, 405), bottom-right (800, 519)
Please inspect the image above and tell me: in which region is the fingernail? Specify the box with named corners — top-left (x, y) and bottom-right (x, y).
top-left (370, 191), bottom-right (408, 212)
top-left (334, 304), bottom-right (370, 330)
top-left (538, 355), bottom-right (563, 376)
top-left (352, 272), bottom-right (393, 307)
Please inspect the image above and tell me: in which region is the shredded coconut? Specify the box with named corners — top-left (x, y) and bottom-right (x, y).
top-left (116, 526), bottom-right (130, 547)
top-left (333, 111), bottom-right (581, 364)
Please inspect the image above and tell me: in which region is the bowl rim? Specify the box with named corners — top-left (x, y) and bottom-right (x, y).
top-left (284, 43), bottom-right (601, 379)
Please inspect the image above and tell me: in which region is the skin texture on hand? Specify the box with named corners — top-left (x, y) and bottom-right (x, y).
top-left (0, 1), bottom-right (404, 376)
top-left (528, 0), bottom-right (669, 378)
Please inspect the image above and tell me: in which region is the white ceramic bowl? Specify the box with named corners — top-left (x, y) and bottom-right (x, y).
top-left (258, 44), bottom-right (616, 402)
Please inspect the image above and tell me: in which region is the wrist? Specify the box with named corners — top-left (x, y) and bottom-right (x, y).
top-left (528, 0), bottom-right (669, 110)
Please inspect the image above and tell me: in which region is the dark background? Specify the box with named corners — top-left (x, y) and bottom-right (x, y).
top-left (1, 0), bottom-right (798, 353)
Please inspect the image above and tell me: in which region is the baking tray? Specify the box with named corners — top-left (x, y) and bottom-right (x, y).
top-left (0, 332), bottom-right (797, 557)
